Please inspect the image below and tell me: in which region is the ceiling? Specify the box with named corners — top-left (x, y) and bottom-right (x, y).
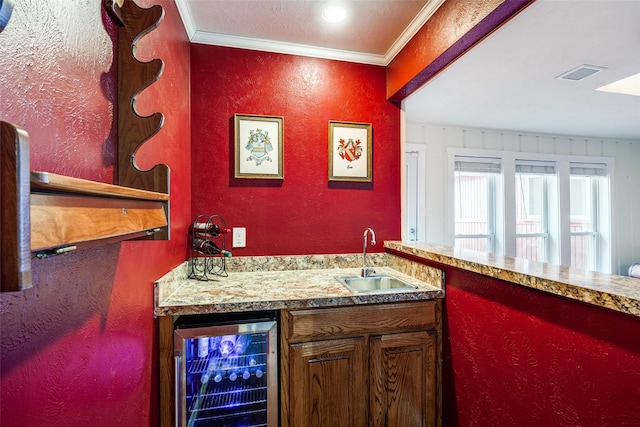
top-left (175, 0), bottom-right (640, 141)
top-left (404, 0), bottom-right (640, 141)
top-left (175, 0), bottom-right (442, 65)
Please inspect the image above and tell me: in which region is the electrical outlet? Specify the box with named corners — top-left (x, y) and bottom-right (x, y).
top-left (232, 227), bottom-right (246, 248)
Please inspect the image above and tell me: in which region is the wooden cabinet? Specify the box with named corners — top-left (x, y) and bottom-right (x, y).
top-left (289, 337), bottom-right (368, 427)
top-left (370, 331), bottom-right (438, 427)
top-left (281, 301), bottom-right (441, 427)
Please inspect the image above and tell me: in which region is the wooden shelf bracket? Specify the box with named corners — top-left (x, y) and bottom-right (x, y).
top-left (107, 0), bottom-right (170, 241)
top-left (106, 0), bottom-right (169, 197)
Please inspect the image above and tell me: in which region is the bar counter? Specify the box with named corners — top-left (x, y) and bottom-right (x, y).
top-left (385, 241), bottom-right (640, 317)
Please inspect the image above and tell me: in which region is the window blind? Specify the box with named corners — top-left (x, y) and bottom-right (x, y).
top-left (570, 162), bottom-right (607, 176)
top-left (515, 159), bottom-right (556, 175)
top-left (454, 156), bottom-right (501, 174)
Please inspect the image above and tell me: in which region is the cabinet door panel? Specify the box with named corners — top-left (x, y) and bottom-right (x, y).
top-left (370, 331), bottom-right (437, 427)
top-left (290, 338), bottom-right (367, 427)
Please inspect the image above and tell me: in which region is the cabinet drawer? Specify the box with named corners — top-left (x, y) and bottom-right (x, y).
top-left (284, 301), bottom-right (437, 342)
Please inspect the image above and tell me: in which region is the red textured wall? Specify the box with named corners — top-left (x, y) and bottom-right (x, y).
top-left (0, 1), bottom-right (191, 426)
top-left (386, 0), bottom-right (532, 100)
top-left (438, 264), bottom-right (640, 426)
top-left (190, 45), bottom-right (402, 256)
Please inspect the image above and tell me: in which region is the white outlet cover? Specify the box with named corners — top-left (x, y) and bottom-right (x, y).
top-left (233, 227), bottom-right (246, 248)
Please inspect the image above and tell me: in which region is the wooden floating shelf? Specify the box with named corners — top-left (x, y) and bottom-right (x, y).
top-left (30, 171), bottom-right (171, 201)
top-left (1, 120), bottom-right (170, 293)
top-left (30, 171), bottom-right (169, 254)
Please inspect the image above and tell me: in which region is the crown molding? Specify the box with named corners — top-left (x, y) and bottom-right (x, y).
top-left (174, 0), bottom-right (196, 39)
top-left (383, 0), bottom-right (445, 64)
top-left (174, 0), bottom-right (443, 66)
top-left (191, 31), bottom-right (388, 66)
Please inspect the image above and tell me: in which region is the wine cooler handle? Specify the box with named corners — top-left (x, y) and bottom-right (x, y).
top-left (174, 356), bottom-right (181, 427)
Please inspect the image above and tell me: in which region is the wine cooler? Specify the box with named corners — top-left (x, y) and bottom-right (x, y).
top-left (173, 313), bottom-right (278, 427)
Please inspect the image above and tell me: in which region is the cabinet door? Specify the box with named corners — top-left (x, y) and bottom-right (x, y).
top-left (289, 337), bottom-right (367, 427)
top-left (370, 331), bottom-right (438, 427)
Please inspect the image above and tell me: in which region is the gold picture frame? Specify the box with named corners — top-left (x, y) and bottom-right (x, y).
top-left (328, 121), bottom-right (372, 182)
top-left (234, 114), bottom-right (284, 179)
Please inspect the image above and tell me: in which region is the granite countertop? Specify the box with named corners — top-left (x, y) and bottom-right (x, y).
top-left (154, 253), bottom-right (445, 316)
top-left (385, 241), bottom-right (640, 317)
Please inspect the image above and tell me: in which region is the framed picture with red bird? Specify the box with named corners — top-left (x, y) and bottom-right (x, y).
top-left (328, 121), bottom-right (372, 182)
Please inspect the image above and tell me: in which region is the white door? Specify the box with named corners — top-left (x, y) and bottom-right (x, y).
top-left (405, 144), bottom-right (426, 242)
top-left (406, 150), bottom-right (419, 241)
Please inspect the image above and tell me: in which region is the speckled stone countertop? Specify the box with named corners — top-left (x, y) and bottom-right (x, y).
top-left (385, 241), bottom-right (640, 317)
top-left (154, 253), bottom-right (445, 317)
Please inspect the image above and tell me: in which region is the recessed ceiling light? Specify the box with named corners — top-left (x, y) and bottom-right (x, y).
top-left (596, 72), bottom-right (640, 97)
top-left (322, 4), bottom-right (346, 23)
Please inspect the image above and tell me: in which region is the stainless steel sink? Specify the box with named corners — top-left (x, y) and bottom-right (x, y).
top-left (336, 274), bottom-right (417, 293)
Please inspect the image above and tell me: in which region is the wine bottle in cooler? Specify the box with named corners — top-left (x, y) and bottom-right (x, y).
top-left (233, 334), bottom-right (252, 355)
top-left (247, 356), bottom-right (263, 378)
top-left (192, 237), bottom-right (232, 258)
top-left (209, 336), bottom-right (220, 354)
top-left (241, 367), bottom-right (251, 381)
top-left (218, 335), bottom-right (237, 358)
top-left (226, 356), bottom-right (239, 381)
top-left (254, 366), bottom-right (264, 379)
top-left (197, 338), bottom-right (209, 358)
top-left (191, 222), bottom-right (232, 237)
top-left (201, 359), bottom-right (224, 384)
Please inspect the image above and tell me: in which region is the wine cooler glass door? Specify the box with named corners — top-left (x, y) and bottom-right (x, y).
top-left (174, 320), bottom-right (277, 427)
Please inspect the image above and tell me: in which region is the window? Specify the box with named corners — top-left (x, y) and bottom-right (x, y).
top-left (449, 151), bottom-right (611, 272)
top-left (453, 157), bottom-right (500, 252)
top-left (515, 160), bottom-right (555, 262)
top-left (569, 162), bottom-right (607, 270)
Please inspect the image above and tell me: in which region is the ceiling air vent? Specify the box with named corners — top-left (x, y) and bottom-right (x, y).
top-left (556, 65), bottom-right (607, 81)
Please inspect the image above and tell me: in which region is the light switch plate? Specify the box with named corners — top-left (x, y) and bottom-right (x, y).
top-left (232, 227), bottom-right (246, 248)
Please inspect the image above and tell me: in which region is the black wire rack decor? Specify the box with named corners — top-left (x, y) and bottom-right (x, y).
top-left (188, 214), bottom-right (231, 280)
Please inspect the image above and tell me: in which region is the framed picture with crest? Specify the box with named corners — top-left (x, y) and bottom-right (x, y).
top-left (234, 114), bottom-right (284, 179)
top-left (328, 121), bottom-right (372, 182)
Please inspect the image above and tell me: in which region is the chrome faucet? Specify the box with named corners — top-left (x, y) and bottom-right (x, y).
top-left (361, 228), bottom-right (377, 277)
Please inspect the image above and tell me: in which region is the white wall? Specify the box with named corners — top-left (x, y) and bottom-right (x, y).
top-left (406, 122), bottom-right (640, 276)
